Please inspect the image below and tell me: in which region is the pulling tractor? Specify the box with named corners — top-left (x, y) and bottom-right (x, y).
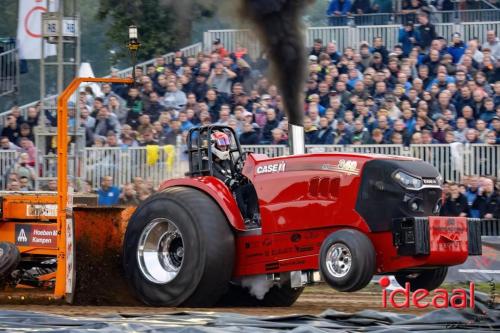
top-left (0, 77), bottom-right (489, 306)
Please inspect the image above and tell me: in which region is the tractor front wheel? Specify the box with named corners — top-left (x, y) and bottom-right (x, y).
top-left (319, 229), bottom-right (376, 292)
top-left (123, 187), bottom-right (235, 306)
top-left (395, 267), bottom-right (448, 292)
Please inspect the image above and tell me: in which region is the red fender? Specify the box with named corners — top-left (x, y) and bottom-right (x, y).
top-left (158, 176), bottom-right (246, 231)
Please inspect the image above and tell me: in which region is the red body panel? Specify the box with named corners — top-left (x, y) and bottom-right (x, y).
top-left (160, 153), bottom-right (470, 277)
top-left (158, 177), bottom-right (246, 231)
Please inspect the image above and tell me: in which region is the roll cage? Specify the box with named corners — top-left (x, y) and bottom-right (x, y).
top-left (186, 125), bottom-right (244, 178)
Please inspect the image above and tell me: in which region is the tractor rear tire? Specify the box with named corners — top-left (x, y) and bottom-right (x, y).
top-left (319, 229), bottom-right (375, 292)
top-left (123, 187), bottom-right (235, 307)
top-left (395, 267), bottom-right (448, 292)
top-left (218, 283), bottom-right (304, 307)
top-left (0, 242), bottom-right (20, 279)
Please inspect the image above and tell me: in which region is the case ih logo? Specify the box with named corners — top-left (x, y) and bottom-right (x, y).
top-left (379, 276), bottom-right (475, 309)
top-left (256, 161), bottom-right (286, 174)
top-left (15, 224), bottom-right (57, 248)
top-left (423, 178), bottom-right (439, 185)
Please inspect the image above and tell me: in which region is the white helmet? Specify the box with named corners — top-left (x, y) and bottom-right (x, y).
top-left (211, 131), bottom-right (231, 160)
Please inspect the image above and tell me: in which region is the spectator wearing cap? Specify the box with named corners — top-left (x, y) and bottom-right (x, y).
top-left (333, 120), bottom-right (352, 144)
top-left (417, 11), bottom-right (437, 51)
top-left (447, 33), bottom-right (466, 64)
top-left (483, 30), bottom-right (500, 61)
top-left (399, 21), bottom-right (421, 57)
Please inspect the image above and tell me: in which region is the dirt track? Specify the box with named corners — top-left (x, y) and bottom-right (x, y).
top-left (0, 284), bottom-right (429, 316)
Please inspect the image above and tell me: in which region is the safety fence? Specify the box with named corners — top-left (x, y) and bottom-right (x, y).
top-left (0, 143), bottom-right (497, 190)
top-left (0, 41), bottom-right (18, 98)
top-left (204, 21), bottom-right (500, 57)
top-left (327, 9), bottom-right (500, 26)
top-left (83, 146), bottom-right (186, 189)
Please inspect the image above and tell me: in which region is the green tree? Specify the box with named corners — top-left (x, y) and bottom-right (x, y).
top-left (98, 0), bottom-right (216, 62)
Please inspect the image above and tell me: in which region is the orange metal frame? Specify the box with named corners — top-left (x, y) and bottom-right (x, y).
top-left (54, 77), bottom-right (133, 299)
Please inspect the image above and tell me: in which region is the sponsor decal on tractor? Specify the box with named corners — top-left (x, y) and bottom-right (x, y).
top-left (256, 161), bottom-right (286, 174)
top-left (15, 224), bottom-right (57, 248)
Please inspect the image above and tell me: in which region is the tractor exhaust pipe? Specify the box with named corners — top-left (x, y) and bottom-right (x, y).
top-left (288, 124), bottom-right (305, 155)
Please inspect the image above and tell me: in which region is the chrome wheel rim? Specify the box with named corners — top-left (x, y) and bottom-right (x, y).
top-left (137, 218), bottom-right (184, 284)
top-left (326, 243), bottom-right (352, 278)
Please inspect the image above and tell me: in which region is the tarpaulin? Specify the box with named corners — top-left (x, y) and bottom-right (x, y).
top-left (447, 237), bottom-right (500, 282)
top-left (0, 292), bottom-right (497, 332)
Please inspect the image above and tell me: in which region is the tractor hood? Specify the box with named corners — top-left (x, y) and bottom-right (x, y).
top-left (355, 159), bottom-right (443, 232)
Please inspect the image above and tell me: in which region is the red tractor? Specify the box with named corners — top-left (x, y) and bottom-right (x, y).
top-left (122, 125), bottom-right (483, 307)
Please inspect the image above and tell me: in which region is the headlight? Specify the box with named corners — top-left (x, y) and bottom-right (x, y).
top-left (393, 171), bottom-right (423, 190)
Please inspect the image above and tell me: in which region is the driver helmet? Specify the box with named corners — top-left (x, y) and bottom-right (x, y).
top-left (211, 131), bottom-right (231, 160)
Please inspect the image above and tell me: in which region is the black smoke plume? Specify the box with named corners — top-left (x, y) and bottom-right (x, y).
top-left (238, 0), bottom-right (310, 126)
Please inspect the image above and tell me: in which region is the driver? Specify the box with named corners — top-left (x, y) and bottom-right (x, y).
top-left (211, 131), bottom-right (259, 227)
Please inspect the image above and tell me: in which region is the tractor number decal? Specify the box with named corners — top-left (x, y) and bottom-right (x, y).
top-left (321, 159), bottom-right (360, 175)
top-left (256, 161), bottom-right (286, 174)
top-left (15, 224), bottom-right (57, 248)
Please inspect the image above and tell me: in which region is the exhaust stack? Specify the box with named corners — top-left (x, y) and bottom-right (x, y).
top-left (288, 124), bottom-right (305, 155)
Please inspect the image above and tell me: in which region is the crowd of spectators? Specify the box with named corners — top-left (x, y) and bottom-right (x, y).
top-left (1, 8), bottom-right (499, 193)
top-left (440, 176), bottom-right (499, 218)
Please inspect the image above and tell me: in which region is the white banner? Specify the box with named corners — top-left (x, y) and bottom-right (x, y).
top-left (16, 0), bottom-right (58, 60)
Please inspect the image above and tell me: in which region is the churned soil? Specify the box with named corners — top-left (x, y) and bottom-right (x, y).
top-left (0, 284), bottom-right (431, 316)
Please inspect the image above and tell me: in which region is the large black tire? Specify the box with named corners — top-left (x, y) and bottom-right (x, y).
top-left (0, 242), bottom-right (20, 279)
top-left (395, 267), bottom-right (448, 292)
top-left (319, 229), bottom-right (376, 292)
top-left (218, 283), bottom-right (304, 307)
top-left (123, 187), bottom-right (235, 307)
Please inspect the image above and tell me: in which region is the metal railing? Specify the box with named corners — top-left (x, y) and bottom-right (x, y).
top-left (205, 21), bottom-right (500, 57)
top-left (0, 150), bottom-right (18, 189)
top-left (327, 9), bottom-right (500, 26)
top-left (110, 42), bottom-right (203, 78)
top-left (0, 46), bottom-right (19, 98)
top-left (83, 145), bottom-right (184, 189)
top-left (0, 144), bottom-right (497, 190)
